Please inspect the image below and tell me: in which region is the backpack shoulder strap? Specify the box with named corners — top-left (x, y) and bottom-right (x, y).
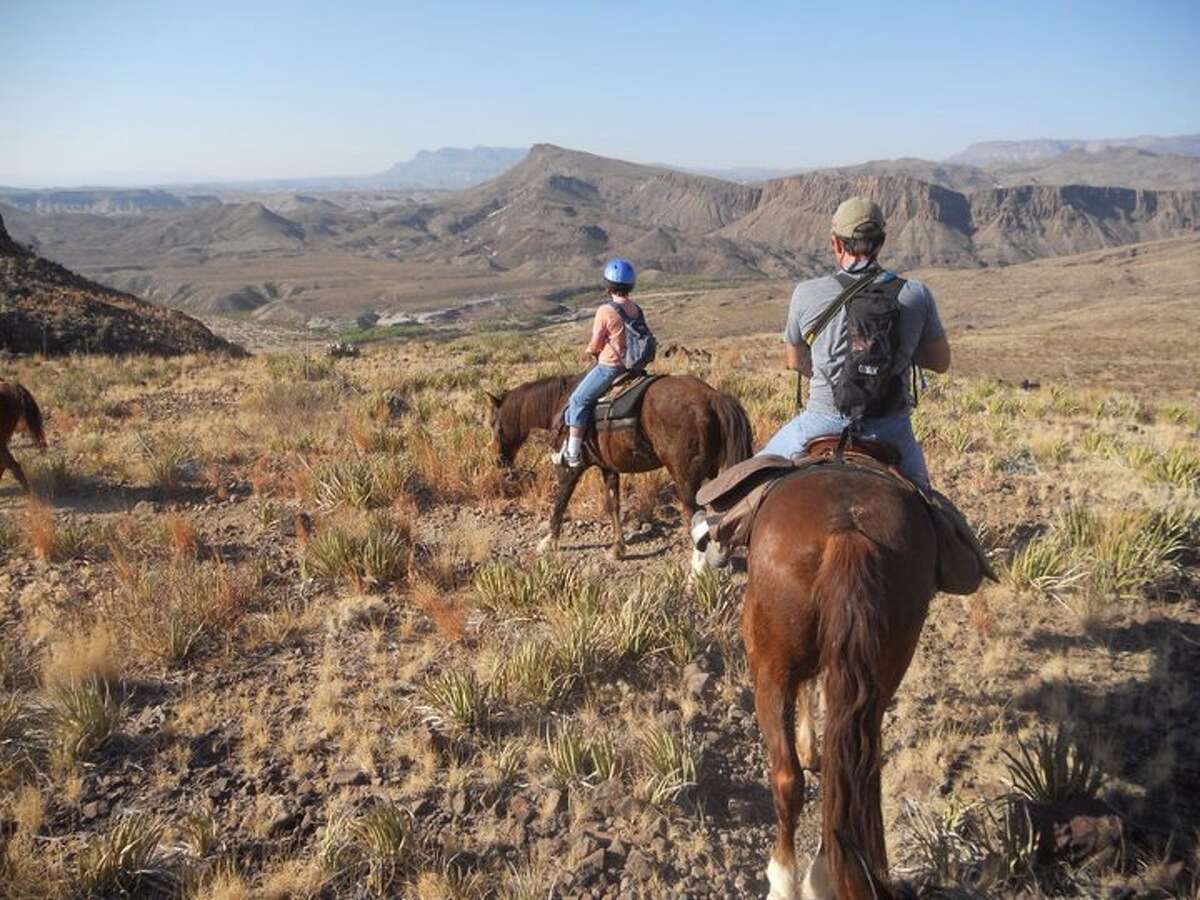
top-left (802, 271), bottom-right (880, 346)
top-left (607, 301), bottom-right (635, 324)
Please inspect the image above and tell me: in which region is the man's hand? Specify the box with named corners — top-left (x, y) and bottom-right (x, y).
top-left (582, 350), bottom-right (597, 363)
top-left (914, 336), bottom-right (951, 374)
top-left (785, 342), bottom-right (813, 377)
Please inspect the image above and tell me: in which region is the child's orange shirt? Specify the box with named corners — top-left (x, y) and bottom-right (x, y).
top-left (587, 297), bottom-right (642, 367)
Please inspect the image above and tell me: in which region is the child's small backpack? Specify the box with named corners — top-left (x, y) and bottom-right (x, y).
top-left (609, 302), bottom-right (657, 372)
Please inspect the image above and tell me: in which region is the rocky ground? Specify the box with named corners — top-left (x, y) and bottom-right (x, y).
top-left (0, 336), bottom-right (1197, 898)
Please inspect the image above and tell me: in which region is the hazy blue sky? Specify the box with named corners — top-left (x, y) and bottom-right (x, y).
top-left (2, 0), bottom-right (1198, 186)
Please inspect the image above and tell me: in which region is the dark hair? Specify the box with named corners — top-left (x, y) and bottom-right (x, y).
top-left (837, 233), bottom-right (885, 259)
top-left (604, 279), bottom-right (633, 297)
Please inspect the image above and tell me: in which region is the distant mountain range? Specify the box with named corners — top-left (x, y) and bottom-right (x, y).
top-left (948, 133), bottom-right (1200, 165)
top-left (5, 141), bottom-right (1197, 326)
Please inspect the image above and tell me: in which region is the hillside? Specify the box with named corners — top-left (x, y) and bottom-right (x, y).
top-left (5, 144), bottom-right (1199, 325)
top-left (0, 212), bottom-right (244, 356)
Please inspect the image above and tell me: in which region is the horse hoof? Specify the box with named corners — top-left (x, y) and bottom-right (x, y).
top-left (608, 545), bottom-right (624, 561)
top-left (536, 535), bottom-right (557, 555)
top-left (767, 857), bottom-right (796, 900)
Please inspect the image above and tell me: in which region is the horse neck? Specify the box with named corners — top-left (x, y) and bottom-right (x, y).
top-left (510, 376), bottom-right (574, 439)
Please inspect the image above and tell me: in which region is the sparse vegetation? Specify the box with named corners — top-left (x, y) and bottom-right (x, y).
top-left (0, 336), bottom-right (1196, 895)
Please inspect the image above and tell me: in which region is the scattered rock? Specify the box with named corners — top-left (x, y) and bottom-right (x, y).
top-left (682, 662), bottom-right (711, 698)
top-left (330, 768), bottom-right (369, 787)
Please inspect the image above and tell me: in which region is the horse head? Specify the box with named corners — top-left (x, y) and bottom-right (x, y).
top-left (485, 390), bottom-right (517, 468)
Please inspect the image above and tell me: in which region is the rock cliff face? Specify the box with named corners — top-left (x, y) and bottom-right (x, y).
top-left (0, 211), bottom-right (244, 356)
top-left (721, 172), bottom-right (1198, 270)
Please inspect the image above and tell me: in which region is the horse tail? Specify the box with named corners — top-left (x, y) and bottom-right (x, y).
top-left (814, 528), bottom-right (888, 899)
top-left (14, 384), bottom-right (47, 449)
top-left (711, 391), bottom-right (752, 470)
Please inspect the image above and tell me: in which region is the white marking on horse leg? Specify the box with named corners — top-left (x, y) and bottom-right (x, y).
top-left (767, 856), bottom-right (796, 900)
top-left (536, 534), bottom-right (557, 555)
top-left (690, 547), bottom-right (708, 577)
top-left (799, 845), bottom-right (833, 900)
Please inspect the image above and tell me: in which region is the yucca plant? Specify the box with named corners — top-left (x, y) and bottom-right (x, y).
top-left (42, 679), bottom-right (122, 760)
top-left (74, 815), bottom-right (168, 896)
top-left (418, 668), bottom-right (491, 733)
top-left (637, 722), bottom-right (699, 806)
top-left (1002, 728), bottom-right (1104, 806)
top-left (323, 802), bottom-right (423, 895)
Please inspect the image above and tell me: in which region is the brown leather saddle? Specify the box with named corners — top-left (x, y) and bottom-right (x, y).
top-left (554, 371), bottom-right (662, 435)
top-left (696, 433), bottom-right (996, 594)
top-left (696, 434), bottom-right (909, 510)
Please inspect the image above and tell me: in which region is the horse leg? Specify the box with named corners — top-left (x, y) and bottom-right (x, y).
top-left (0, 448), bottom-right (30, 495)
top-left (603, 470), bottom-right (624, 560)
top-left (537, 464), bottom-right (586, 554)
top-left (795, 679), bottom-right (821, 774)
top-left (746, 591), bottom-right (806, 899)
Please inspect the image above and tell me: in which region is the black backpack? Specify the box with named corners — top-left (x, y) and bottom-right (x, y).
top-left (810, 271), bottom-right (908, 419)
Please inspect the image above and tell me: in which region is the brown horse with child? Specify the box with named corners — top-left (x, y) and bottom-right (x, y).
top-left (743, 460), bottom-right (938, 899)
top-left (486, 373), bottom-right (751, 558)
top-left (0, 381), bottom-right (47, 494)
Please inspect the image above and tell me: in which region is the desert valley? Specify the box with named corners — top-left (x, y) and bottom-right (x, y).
top-left (1, 127), bottom-right (1198, 899)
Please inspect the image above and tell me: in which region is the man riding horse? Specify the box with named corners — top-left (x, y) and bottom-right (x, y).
top-left (693, 196), bottom-right (956, 568)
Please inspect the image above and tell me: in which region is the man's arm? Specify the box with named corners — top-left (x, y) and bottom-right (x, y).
top-left (785, 341), bottom-right (813, 377)
top-left (913, 336), bottom-right (950, 374)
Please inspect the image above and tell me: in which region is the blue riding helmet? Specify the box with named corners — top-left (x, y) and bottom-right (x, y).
top-left (603, 257), bottom-right (636, 289)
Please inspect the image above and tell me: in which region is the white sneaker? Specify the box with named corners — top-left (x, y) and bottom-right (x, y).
top-left (551, 447), bottom-right (583, 468)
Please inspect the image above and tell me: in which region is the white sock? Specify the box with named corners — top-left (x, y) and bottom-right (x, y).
top-left (566, 435), bottom-right (582, 456)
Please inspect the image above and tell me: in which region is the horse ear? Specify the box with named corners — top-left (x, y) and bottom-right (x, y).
top-left (485, 390), bottom-right (503, 407)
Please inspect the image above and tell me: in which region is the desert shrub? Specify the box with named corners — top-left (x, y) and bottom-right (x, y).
top-left (302, 513), bottom-right (410, 589)
top-left (636, 721), bottom-right (700, 805)
top-left (106, 559), bottom-right (261, 666)
top-left (37, 680), bottom-right (122, 760)
top-left (544, 720), bottom-right (620, 786)
top-left (265, 354), bottom-right (336, 382)
top-left (0, 515), bottom-right (18, 561)
top-left (1005, 533), bottom-right (1080, 597)
top-left (137, 432), bottom-right (193, 489)
top-left (74, 815), bottom-right (169, 896)
top-left (1003, 728), bottom-right (1105, 806)
top-left (25, 504), bottom-right (97, 563)
top-left (322, 801), bottom-right (424, 895)
top-left (28, 451), bottom-right (80, 498)
top-left (417, 668), bottom-right (491, 733)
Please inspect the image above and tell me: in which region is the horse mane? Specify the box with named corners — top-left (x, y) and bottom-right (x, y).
top-left (502, 372), bottom-right (582, 435)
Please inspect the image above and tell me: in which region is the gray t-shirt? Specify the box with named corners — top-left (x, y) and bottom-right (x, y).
top-left (784, 269), bottom-right (945, 416)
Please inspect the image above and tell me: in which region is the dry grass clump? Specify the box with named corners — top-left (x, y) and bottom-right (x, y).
top-left (1005, 504), bottom-right (1193, 602)
top-left (302, 511), bottom-right (411, 589)
top-left (24, 503), bottom-right (97, 563)
top-left (1002, 727), bottom-right (1105, 806)
top-left (35, 679), bottom-right (123, 761)
top-left (27, 450), bottom-right (81, 498)
top-left (544, 719), bottom-right (620, 786)
top-left (105, 557), bottom-right (263, 666)
top-left (321, 801), bottom-right (425, 896)
top-left (306, 455), bottom-right (413, 509)
top-left (900, 727), bottom-right (1109, 895)
top-left (635, 721), bottom-right (700, 806)
top-left (417, 668), bottom-right (492, 734)
top-left (265, 353), bottom-right (337, 383)
top-left (41, 626), bottom-right (121, 689)
top-left (74, 814), bottom-right (171, 896)
top-left (136, 431), bottom-right (194, 489)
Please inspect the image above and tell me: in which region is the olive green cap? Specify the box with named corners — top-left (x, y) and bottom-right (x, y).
top-left (831, 196), bottom-right (886, 239)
